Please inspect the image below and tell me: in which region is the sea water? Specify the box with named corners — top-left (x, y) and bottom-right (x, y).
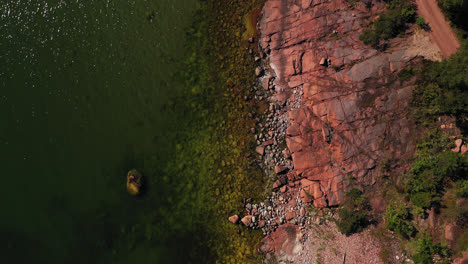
top-left (0, 0), bottom-right (200, 262)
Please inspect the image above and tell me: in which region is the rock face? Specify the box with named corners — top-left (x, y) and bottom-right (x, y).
top-left (259, 0), bottom-right (424, 207)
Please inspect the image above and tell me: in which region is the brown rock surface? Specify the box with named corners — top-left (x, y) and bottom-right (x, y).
top-left (260, 0), bottom-right (422, 208)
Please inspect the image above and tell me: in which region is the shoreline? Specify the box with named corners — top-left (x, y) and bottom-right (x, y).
top-left (230, 0), bottom-right (452, 262)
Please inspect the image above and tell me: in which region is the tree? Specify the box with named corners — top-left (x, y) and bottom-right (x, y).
top-left (336, 189), bottom-right (370, 235)
top-left (385, 204), bottom-right (416, 238)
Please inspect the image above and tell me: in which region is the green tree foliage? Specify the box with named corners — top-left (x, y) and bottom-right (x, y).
top-left (336, 189), bottom-right (370, 235)
top-left (385, 204), bottom-right (417, 238)
top-left (414, 43), bottom-right (468, 119)
top-left (406, 130), bottom-right (468, 210)
top-left (437, 0), bottom-right (468, 30)
top-left (360, 0), bottom-right (416, 48)
top-left (425, 44), bottom-right (468, 117)
top-left (415, 16), bottom-right (426, 28)
top-left (412, 233), bottom-right (451, 264)
top-left (456, 179), bottom-right (468, 198)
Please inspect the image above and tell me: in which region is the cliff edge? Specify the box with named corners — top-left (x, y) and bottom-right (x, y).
top-left (259, 0), bottom-right (441, 208)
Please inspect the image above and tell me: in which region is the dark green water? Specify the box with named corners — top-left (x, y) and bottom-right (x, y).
top-left (0, 0), bottom-right (203, 263)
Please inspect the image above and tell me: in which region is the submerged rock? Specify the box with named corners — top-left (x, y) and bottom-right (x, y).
top-left (127, 169), bottom-right (143, 196)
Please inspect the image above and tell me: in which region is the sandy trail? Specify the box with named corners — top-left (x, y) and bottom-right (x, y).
top-left (416, 0), bottom-right (460, 59)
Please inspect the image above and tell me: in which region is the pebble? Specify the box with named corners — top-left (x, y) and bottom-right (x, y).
top-left (255, 67), bottom-right (263, 77)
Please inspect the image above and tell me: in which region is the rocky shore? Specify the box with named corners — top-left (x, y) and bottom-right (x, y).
top-left (229, 0), bottom-right (446, 262)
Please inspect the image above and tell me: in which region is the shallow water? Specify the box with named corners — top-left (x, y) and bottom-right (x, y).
top-left (0, 0), bottom-right (200, 262)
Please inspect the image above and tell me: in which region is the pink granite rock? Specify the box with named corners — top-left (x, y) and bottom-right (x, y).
top-left (260, 0), bottom-right (415, 208)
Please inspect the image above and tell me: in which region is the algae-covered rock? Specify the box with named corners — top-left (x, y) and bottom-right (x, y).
top-left (127, 169), bottom-right (142, 195)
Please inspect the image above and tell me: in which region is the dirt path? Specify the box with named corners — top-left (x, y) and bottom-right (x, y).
top-left (416, 0), bottom-right (460, 59)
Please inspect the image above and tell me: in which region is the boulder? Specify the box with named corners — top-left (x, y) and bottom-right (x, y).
top-left (288, 199), bottom-right (297, 206)
top-left (319, 57), bottom-right (327, 66)
top-left (256, 146), bottom-right (265, 156)
top-left (280, 185), bottom-right (287, 193)
top-left (259, 224), bottom-right (302, 260)
top-left (286, 211), bottom-right (296, 221)
top-left (282, 149), bottom-right (292, 159)
top-left (462, 144), bottom-right (468, 154)
top-left (258, 220), bottom-right (266, 228)
top-left (228, 215), bottom-right (239, 224)
top-left (241, 215), bottom-right (253, 226)
top-left (452, 139), bottom-right (463, 153)
top-left (275, 165), bottom-right (288, 174)
top-left (255, 67), bottom-right (263, 77)
top-left (273, 180), bottom-right (282, 189)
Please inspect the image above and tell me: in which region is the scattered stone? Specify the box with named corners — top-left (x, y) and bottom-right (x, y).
top-left (273, 180), bottom-right (282, 189)
top-left (256, 145), bottom-right (265, 156)
top-left (280, 185), bottom-right (287, 193)
top-left (228, 215), bottom-right (239, 224)
top-left (299, 207), bottom-right (306, 217)
top-left (282, 149), bottom-right (291, 159)
top-left (241, 215), bottom-right (253, 226)
top-left (258, 220), bottom-right (266, 228)
top-left (285, 212), bottom-right (296, 221)
top-left (275, 165), bottom-right (288, 174)
top-left (319, 57), bottom-right (327, 66)
top-left (255, 67), bottom-right (263, 77)
top-left (262, 140), bottom-right (273, 146)
top-left (288, 199), bottom-right (297, 206)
